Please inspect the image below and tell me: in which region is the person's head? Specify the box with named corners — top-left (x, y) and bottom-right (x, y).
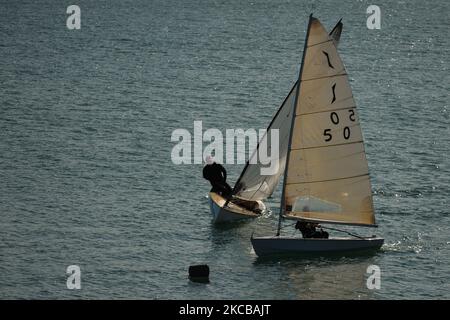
top-left (205, 155), bottom-right (214, 165)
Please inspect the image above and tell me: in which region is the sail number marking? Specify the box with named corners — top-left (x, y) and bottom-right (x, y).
top-left (323, 109), bottom-right (356, 142)
top-left (330, 112), bottom-right (339, 124)
top-left (348, 109), bottom-right (356, 121)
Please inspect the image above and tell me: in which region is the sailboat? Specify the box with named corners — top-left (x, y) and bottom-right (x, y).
top-left (251, 15), bottom-right (384, 255)
top-left (209, 18), bottom-right (344, 224)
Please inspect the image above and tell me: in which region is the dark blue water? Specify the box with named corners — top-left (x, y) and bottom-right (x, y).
top-left (1, 0), bottom-right (449, 299)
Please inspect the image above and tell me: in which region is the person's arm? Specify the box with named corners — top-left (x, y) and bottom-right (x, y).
top-left (219, 164), bottom-right (227, 181)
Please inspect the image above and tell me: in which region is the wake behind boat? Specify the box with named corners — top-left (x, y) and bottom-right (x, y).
top-left (251, 15), bottom-right (384, 256)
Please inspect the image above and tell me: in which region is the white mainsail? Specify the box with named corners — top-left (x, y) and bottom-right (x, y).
top-left (233, 20), bottom-right (344, 203)
top-left (282, 17), bottom-right (376, 226)
top-left (233, 84), bottom-right (296, 201)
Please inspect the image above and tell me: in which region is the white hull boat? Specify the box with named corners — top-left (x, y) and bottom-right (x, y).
top-left (209, 192), bottom-right (265, 223)
top-left (251, 235), bottom-right (384, 256)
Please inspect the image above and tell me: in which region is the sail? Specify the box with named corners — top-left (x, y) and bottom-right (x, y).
top-left (282, 17), bottom-right (376, 226)
top-left (329, 19), bottom-right (342, 47)
top-left (233, 84), bottom-right (296, 201)
top-left (232, 20), bottom-right (344, 202)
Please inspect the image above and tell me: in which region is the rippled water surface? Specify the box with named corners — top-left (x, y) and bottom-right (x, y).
top-left (1, 0), bottom-right (449, 299)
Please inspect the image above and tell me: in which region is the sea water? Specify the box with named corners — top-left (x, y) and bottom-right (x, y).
top-left (0, 0), bottom-right (449, 299)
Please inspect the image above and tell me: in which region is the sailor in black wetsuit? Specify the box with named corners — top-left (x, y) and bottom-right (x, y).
top-left (295, 221), bottom-right (329, 239)
top-left (202, 156), bottom-right (233, 198)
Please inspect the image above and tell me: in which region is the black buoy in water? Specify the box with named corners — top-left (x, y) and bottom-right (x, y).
top-left (189, 264), bottom-right (209, 283)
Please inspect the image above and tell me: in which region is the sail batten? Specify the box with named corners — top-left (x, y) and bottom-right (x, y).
top-left (285, 173), bottom-right (370, 185)
top-left (308, 39), bottom-right (334, 47)
top-left (290, 142), bottom-right (365, 152)
top-left (302, 74), bottom-right (348, 82)
top-left (281, 17), bottom-right (376, 227)
top-left (299, 104), bottom-right (356, 116)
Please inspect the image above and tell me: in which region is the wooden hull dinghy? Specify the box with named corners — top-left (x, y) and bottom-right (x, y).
top-left (209, 192), bottom-right (265, 223)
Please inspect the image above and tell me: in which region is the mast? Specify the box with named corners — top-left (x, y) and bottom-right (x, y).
top-left (277, 14), bottom-right (313, 236)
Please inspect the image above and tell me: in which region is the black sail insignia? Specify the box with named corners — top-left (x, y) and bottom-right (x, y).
top-left (331, 83), bottom-right (337, 103)
top-left (322, 51), bottom-right (334, 69)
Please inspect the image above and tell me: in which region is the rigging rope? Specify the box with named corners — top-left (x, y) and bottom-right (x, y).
top-left (320, 226), bottom-right (366, 239)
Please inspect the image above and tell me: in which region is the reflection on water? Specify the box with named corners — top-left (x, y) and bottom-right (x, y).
top-left (253, 253), bottom-right (382, 299)
top-left (207, 213), bottom-right (384, 299)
